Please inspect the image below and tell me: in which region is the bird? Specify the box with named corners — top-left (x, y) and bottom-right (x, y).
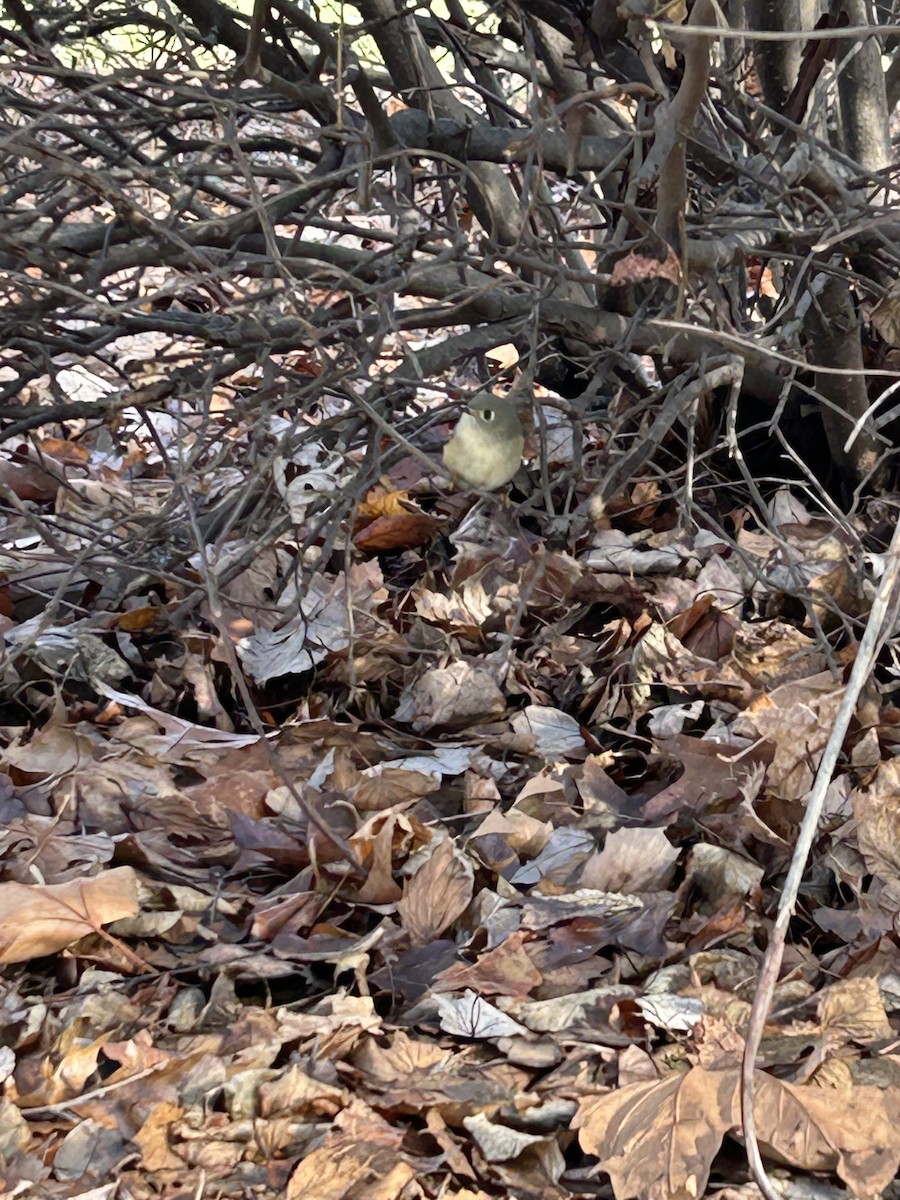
top-left (442, 393), bottom-right (525, 491)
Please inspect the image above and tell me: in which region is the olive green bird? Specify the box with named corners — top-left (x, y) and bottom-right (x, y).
top-left (442, 393), bottom-right (525, 491)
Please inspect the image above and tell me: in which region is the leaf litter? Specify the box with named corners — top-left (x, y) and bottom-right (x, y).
top-left (4, 75), bottom-right (900, 1200)
top-left (5, 455), bottom-right (900, 1200)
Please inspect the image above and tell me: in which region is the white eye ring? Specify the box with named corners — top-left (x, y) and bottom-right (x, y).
top-left (481, 408), bottom-right (496, 422)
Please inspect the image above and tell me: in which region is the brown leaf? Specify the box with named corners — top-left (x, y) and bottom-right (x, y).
top-left (113, 606), bottom-right (164, 632)
top-left (285, 1098), bottom-right (409, 1200)
top-left (576, 1067), bottom-right (900, 1200)
top-left (351, 767), bottom-right (440, 814)
top-left (354, 815), bottom-right (405, 906)
top-left (3, 723), bottom-right (97, 777)
top-left (353, 1030), bottom-right (453, 1082)
top-left (852, 757), bottom-right (900, 883)
top-left (729, 620), bottom-right (826, 691)
top-left (739, 672), bottom-right (844, 800)
top-left (397, 836), bottom-right (474, 945)
top-left (0, 867), bottom-right (140, 964)
top-left (36, 437), bottom-right (91, 465)
top-left (432, 930), bottom-right (542, 998)
top-left (354, 488), bottom-right (439, 551)
top-left (414, 582), bottom-right (493, 633)
top-left (0, 458), bottom-right (59, 502)
top-left (872, 282), bottom-right (900, 347)
top-left (642, 736), bottom-right (751, 821)
top-left (581, 827), bottom-right (679, 893)
top-left (258, 1063), bottom-right (345, 1119)
top-left (394, 661), bottom-right (506, 731)
top-left (354, 511), bottom-right (439, 552)
top-left (575, 1067), bottom-right (736, 1200)
top-left (817, 976), bottom-right (892, 1046)
top-left (356, 487), bottom-right (415, 520)
top-left (131, 1101), bottom-right (186, 1172)
top-left (755, 1075), bottom-right (900, 1195)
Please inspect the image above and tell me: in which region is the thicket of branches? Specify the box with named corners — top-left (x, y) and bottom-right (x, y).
top-left (1, 0), bottom-right (899, 622)
top-left (6, 8), bottom-right (900, 1199)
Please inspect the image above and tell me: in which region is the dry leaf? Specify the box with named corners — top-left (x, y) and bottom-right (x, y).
top-left (0, 867), bottom-right (140, 964)
top-left (397, 836), bottom-right (474, 944)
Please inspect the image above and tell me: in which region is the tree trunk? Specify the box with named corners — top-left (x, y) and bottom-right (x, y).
top-left (837, 0), bottom-right (891, 172)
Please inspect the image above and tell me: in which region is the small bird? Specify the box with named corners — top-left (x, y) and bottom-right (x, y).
top-left (442, 393), bottom-right (525, 491)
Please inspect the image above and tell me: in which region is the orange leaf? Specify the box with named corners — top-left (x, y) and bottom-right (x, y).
top-left (354, 513), bottom-right (438, 552)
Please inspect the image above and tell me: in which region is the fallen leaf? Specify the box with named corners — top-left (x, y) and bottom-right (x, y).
top-left (0, 867), bottom-right (140, 964)
top-left (397, 836), bottom-right (474, 945)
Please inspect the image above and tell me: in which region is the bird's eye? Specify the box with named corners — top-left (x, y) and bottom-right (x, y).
top-left (481, 408), bottom-right (495, 422)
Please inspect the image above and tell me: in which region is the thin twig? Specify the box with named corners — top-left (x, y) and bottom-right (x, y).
top-left (741, 509), bottom-right (900, 1199)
